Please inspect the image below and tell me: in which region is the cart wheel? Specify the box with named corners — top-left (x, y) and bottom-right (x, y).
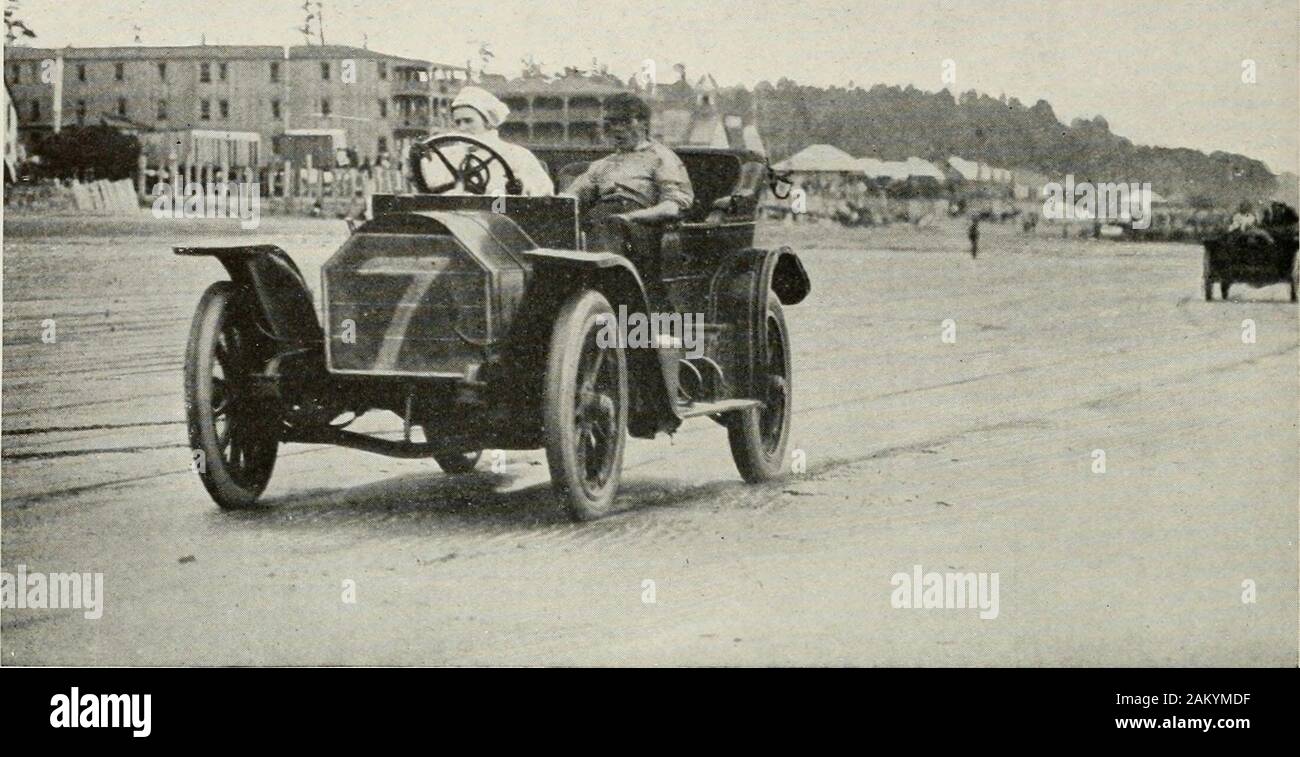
top-left (434, 450), bottom-right (481, 474)
top-left (727, 294), bottom-right (792, 483)
top-left (543, 290), bottom-right (628, 521)
top-left (184, 281), bottom-right (279, 509)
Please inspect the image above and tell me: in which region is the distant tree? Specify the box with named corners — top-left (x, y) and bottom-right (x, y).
top-left (746, 77), bottom-right (1277, 206)
top-left (35, 125), bottom-right (141, 181)
top-left (4, 0), bottom-right (37, 45)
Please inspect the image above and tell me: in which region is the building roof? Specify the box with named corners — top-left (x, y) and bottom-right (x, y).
top-left (773, 144), bottom-right (858, 173)
top-left (3, 44), bottom-right (459, 69)
top-left (489, 75), bottom-right (628, 97)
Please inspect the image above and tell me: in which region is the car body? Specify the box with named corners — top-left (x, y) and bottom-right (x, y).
top-left (1202, 221), bottom-right (1298, 302)
top-left (178, 139), bottom-right (810, 519)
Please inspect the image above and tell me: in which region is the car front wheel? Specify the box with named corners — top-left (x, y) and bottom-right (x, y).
top-left (543, 290), bottom-right (629, 521)
top-left (184, 281), bottom-right (280, 508)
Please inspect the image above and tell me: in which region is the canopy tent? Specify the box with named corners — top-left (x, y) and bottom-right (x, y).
top-left (773, 144), bottom-right (859, 173)
top-left (948, 156), bottom-right (1013, 184)
top-left (857, 156), bottom-right (946, 183)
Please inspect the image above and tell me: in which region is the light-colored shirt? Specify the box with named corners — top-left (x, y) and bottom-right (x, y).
top-left (564, 139), bottom-right (694, 211)
top-left (1229, 211), bottom-right (1257, 232)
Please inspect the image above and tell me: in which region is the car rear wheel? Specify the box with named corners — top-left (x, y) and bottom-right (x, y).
top-left (727, 295), bottom-right (792, 482)
top-left (184, 281), bottom-right (280, 509)
top-left (434, 450), bottom-right (481, 474)
top-left (543, 290), bottom-right (628, 521)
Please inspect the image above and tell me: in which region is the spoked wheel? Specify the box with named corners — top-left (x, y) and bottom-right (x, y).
top-left (543, 290), bottom-right (628, 521)
top-left (727, 294), bottom-right (792, 482)
top-left (184, 281), bottom-right (280, 509)
top-left (434, 450), bottom-right (482, 474)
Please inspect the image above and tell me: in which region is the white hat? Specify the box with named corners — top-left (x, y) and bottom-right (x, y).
top-left (451, 86), bottom-right (510, 129)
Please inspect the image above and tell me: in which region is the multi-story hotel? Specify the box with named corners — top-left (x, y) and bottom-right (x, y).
top-left (4, 44), bottom-right (469, 165)
top-left (487, 71), bottom-right (764, 153)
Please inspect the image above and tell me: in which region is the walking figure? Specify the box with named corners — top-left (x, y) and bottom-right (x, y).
top-left (968, 216), bottom-right (980, 258)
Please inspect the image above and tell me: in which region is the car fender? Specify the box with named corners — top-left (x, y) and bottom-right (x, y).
top-left (520, 249), bottom-right (681, 438)
top-left (710, 246), bottom-right (810, 398)
top-left (174, 245), bottom-right (323, 347)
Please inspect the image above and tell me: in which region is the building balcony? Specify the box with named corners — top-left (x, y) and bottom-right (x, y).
top-left (391, 79), bottom-right (433, 95)
top-left (393, 113), bottom-right (432, 127)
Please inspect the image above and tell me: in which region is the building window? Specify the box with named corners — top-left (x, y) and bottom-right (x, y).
top-left (157, 100), bottom-right (168, 120)
top-left (75, 100), bottom-right (86, 125)
top-left (30, 100), bottom-right (40, 120)
top-left (77, 63), bottom-right (86, 82)
top-left (200, 99), bottom-right (211, 120)
top-left (320, 62), bottom-right (330, 80)
top-left (269, 61), bottom-right (280, 82)
top-left (377, 136), bottom-right (388, 154)
top-left (271, 99), bottom-right (281, 119)
top-left (320, 97), bottom-right (331, 116)
top-left (158, 62), bottom-right (167, 80)
top-left (378, 99), bottom-right (387, 118)
top-left (219, 100), bottom-right (229, 119)
top-left (114, 62), bottom-right (124, 81)
top-left (378, 61), bottom-right (387, 80)
top-left (199, 63), bottom-right (210, 83)
top-left (117, 97), bottom-right (127, 117)
top-left (219, 62), bottom-right (228, 81)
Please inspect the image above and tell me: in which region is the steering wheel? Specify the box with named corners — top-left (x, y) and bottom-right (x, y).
top-left (408, 133), bottom-right (523, 195)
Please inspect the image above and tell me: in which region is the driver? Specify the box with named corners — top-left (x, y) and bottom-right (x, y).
top-left (441, 86), bottom-right (554, 196)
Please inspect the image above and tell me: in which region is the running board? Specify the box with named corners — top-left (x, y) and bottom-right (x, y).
top-left (676, 398), bottom-right (760, 419)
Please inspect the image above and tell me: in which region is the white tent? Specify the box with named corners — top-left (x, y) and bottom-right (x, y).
top-left (773, 144), bottom-right (859, 173)
top-left (858, 156), bottom-right (945, 182)
top-left (903, 157), bottom-right (946, 180)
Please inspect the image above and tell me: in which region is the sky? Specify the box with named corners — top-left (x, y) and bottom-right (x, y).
top-left (7, 0), bottom-right (1297, 173)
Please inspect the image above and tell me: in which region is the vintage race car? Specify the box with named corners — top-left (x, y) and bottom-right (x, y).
top-left (1202, 222), bottom-right (1299, 302)
top-left (178, 134), bottom-right (810, 519)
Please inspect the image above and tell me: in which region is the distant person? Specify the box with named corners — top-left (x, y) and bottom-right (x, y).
top-left (1228, 201), bottom-right (1257, 232)
top-left (968, 215), bottom-right (980, 258)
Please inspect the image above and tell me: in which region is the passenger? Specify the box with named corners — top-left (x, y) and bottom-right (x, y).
top-left (440, 86), bottom-right (554, 196)
top-left (562, 92), bottom-right (695, 299)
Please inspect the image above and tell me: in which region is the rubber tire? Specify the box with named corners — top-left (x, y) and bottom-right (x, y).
top-left (184, 281), bottom-right (278, 509)
top-left (434, 450), bottom-right (481, 474)
top-left (543, 290), bottom-right (629, 521)
top-left (727, 295), bottom-right (793, 483)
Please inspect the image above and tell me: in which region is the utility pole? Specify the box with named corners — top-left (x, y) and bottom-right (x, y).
top-left (281, 45), bottom-right (291, 134)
